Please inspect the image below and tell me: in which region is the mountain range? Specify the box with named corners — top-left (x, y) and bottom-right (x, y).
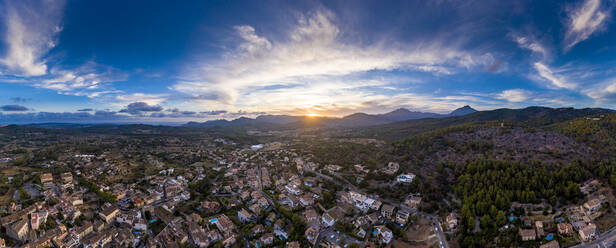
top-left (184, 105), bottom-right (478, 128)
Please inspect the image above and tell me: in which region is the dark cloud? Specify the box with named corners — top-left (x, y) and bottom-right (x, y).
top-left (1, 105), bottom-right (29, 111)
top-left (119, 102), bottom-right (163, 115)
top-left (10, 97), bottom-right (31, 103)
top-left (77, 108), bottom-right (93, 112)
top-left (200, 110), bottom-right (228, 115)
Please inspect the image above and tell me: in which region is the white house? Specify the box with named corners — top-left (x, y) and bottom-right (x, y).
top-left (397, 173), bottom-right (416, 183)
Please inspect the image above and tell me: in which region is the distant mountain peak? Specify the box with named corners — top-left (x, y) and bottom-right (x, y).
top-left (449, 105), bottom-right (478, 116)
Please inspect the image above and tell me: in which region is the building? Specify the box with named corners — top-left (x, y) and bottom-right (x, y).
top-left (75, 221), bottom-right (93, 239)
top-left (535, 221), bottom-right (544, 237)
top-left (60, 172), bottom-right (73, 188)
top-left (557, 222), bottom-right (573, 235)
top-left (397, 173), bottom-right (415, 183)
top-left (322, 207), bottom-right (344, 227)
top-left (99, 205), bottom-right (119, 223)
top-left (579, 224), bottom-right (598, 241)
top-left (260, 233), bottom-right (274, 245)
top-left (374, 225), bottom-right (393, 244)
top-left (211, 214), bottom-right (235, 235)
top-left (306, 226), bottom-right (320, 245)
top-left (395, 210), bottom-right (409, 225)
top-left (237, 209), bottom-right (254, 223)
top-left (383, 162), bottom-right (399, 175)
top-left (7, 219), bottom-right (29, 242)
top-left (583, 197), bottom-right (605, 213)
top-left (381, 204), bottom-right (395, 219)
top-left (446, 212), bottom-right (458, 230)
top-left (519, 229), bottom-right (536, 241)
top-left (40, 173), bottom-right (53, 188)
top-left (540, 240), bottom-right (560, 248)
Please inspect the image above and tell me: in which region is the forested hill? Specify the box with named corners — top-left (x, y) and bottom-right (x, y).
top-left (550, 114), bottom-right (616, 155)
top-left (353, 106), bottom-right (614, 141)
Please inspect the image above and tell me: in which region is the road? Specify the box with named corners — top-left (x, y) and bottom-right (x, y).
top-left (571, 225), bottom-right (616, 248)
top-left (311, 169), bottom-right (449, 248)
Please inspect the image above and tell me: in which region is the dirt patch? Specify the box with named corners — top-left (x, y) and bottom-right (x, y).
top-left (404, 215), bottom-right (439, 247)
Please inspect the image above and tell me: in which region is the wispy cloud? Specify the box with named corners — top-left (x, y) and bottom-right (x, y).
top-left (0, 1), bottom-right (127, 99)
top-left (533, 62), bottom-right (578, 90)
top-left (115, 93), bottom-right (168, 106)
top-left (511, 34), bottom-right (549, 60)
top-left (564, 0), bottom-right (612, 51)
top-left (496, 89), bottom-right (533, 102)
top-left (172, 10), bottom-right (492, 115)
top-left (583, 78), bottom-right (616, 104)
top-left (0, 0), bottom-right (65, 76)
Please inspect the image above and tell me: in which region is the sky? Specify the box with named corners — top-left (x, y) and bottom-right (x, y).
top-left (1, 0), bottom-right (616, 124)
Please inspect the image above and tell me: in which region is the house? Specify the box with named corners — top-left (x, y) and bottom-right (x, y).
top-left (211, 214), bottom-right (235, 235)
top-left (326, 164), bottom-right (343, 173)
top-left (397, 173), bottom-right (415, 183)
top-left (322, 207), bottom-right (344, 227)
top-left (557, 222), bottom-right (573, 235)
top-left (75, 221), bottom-right (93, 239)
top-left (374, 225), bottom-right (393, 244)
top-left (583, 197), bottom-right (605, 213)
top-left (93, 220), bottom-right (105, 232)
top-left (201, 200), bottom-right (221, 214)
top-left (274, 220), bottom-right (289, 240)
top-left (237, 209), bottom-right (254, 223)
top-left (260, 233), bottom-right (274, 245)
top-left (383, 162), bottom-right (399, 175)
top-left (99, 205), bottom-right (119, 223)
top-left (305, 226), bottom-right (320, 245)
top-left (404, 195), bottom-right (421, 209)
top-left (381, 204), bottom-right (395, 219)
top-left (535, 221), bottom-right (544, 237)
top-left (446, 212), bottom-right (458, 230)
top-left (286, 241), bottom-right (300, 248)
top-left (303, 208), bottom-right (319, 225)
top-left (40, 173), bottom-right (54, 188)
top-left (579, 223), bottom-right (598, 241)
top-left (395, 210), bottom-right (409, 225)
top-left (299, 193), bottom-right (315, 206)
top-left (7, 219), bottom-right (29, 242)
top-left (540, 240), bottom-right (560, 248)
top-left (519, 229), bottom-right (536, 241)
top-left (251, 224), bottom-right (265, 236)
top-left (61, 172), bottom-right (73, 188)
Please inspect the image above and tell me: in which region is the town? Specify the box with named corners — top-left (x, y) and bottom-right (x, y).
top-left (1, 121), bottom-right (616, 248)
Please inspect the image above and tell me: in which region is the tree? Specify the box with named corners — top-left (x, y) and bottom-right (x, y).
top-left (495, 211), bottom-right (506, 227)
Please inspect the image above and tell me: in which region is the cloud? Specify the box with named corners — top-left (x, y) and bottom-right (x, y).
top-left (10, 97), bottom-right (30, 103)
top-left (0, 0), bottom-right (65, 76)
top-left (200, 110), bottom-right (228, 115)
top-left (533, 62), bottom-right (577, 90)
top-left (119, 102), bottom-right (163, 115)
top-left (511, 34), bottom-right (549, 60)
top-left (172, 10), bottom-right (491, 113)
top-left (583, 78), bottom-right (616, 103)
top-left (1, 104), bottom-right (29, 111)
top-left (496, 89), bottom-right (533, 102)
top-left (564, 0), bottom-right (611, 51)
top-left (77, 108), bottom-right (93, 112)
top-left (115, 93), bottom-right (168, 106)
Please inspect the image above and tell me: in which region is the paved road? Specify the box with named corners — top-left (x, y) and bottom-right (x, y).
top-left (311, 169), bottom-right (449, 248)
top-left (571, 226), bottom-right (616, 248)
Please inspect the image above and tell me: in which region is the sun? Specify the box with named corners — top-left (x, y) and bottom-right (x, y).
top-left (306, 113), bottom-right (322, 118)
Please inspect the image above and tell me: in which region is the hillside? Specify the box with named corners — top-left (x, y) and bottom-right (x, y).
top-left (353, 106), bottom-right (615, 141)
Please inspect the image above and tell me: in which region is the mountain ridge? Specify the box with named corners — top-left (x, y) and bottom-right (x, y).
top-left (184, 105), bottom-right (478, 128)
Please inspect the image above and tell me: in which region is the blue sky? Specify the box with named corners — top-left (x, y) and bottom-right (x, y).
top-left (1, 0), bottom-right (616, 123)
